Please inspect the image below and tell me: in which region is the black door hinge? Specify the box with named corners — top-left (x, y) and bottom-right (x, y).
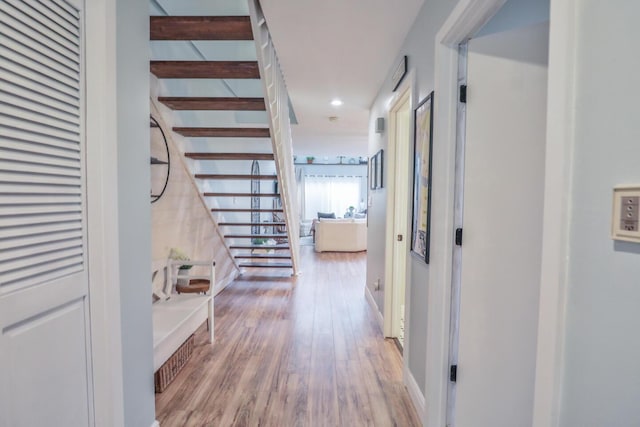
top-left (459, 85), bottom-right (467, 103)
top-left (450, 365), bottom-right (457, 382)
top-left (455, 228), bottom-right (463, 246)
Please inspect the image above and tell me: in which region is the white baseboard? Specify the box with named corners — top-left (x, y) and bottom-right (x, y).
top-left (405, 365), bottom-right (426, 426)
top-left (151, 421), bottom-right (160, 427)
top-left (364, 285), bottom-right (384, 333)
top-left (213, 270), bottom-right (239, 296)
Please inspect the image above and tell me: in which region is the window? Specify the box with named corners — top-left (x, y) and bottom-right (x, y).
top-left (303, 175), bottom-right (361, 220)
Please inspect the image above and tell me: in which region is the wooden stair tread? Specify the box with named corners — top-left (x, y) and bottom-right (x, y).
top-left (212, 208), bottom-right (283, 213)
top-left (174, 127), bottom-right (270, 138)
top-left (219, 222), bottom-right (285, 226)
top-left (224, 234), bottom-right (287, 239)
top-left (150, 61), bottom-right (260, 79)
top-left (239, 262), bottom-right (293, 268)
top-left (229, 245), bottom-right (290, 250)
top-left (186, 153), bottom-right (274, 160)
top-left (159, 97), bottom-right (265, 111)
top-left (205, 192), bottom-right (279, 197)
top-left (150, 16), bottom-right (253, 41)
top-left (196, 174), bottom-right (276, 180)
top-left (234, 254), bottom-right (292, 259)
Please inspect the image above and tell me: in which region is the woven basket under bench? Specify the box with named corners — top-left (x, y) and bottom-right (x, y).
top-left (154, 334), bottom-right (194, 393)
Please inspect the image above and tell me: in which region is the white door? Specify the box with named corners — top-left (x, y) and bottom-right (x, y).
top-left (385, 86), bottom-right (411, 345)
top-left (0, 0), bottom-right (93, 425)
top-left (453, 22), bottom-right (548, 427)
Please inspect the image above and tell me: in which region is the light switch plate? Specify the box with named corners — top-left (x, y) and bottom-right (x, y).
top-left (612, 185), bottom-right (640, 242)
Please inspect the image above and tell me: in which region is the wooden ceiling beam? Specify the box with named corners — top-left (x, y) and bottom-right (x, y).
top-left (150, 16), bottom-right (253, 40)
top-left (150, 61), bottom-right (260, 79)
top-left (185, 153), bottom-right (274, 160)
top-left (159, 97), bottom-right (265, 111)
top-left (173, 127), bottom-right (270, 138)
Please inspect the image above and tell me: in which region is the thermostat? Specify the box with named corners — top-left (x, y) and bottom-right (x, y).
top-left (612, 185), bottom-right (640, 242)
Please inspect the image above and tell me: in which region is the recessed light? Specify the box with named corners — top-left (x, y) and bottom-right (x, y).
top-left (331, 99), bottom-right (343, 107)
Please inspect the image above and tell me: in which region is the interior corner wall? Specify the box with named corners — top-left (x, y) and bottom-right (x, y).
top-left (150, 100), bottom-right (238, 290)
top-left (475, 0), bottom-right (550, 37)
top-left (115, 0), bottom-right (155, 426)
top-left (558, 2), bottom-right (640, 425)
top-left (366, 0), bottom-right (457, 395)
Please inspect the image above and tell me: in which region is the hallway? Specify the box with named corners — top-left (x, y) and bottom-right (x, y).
top-left (155, 246), bottom-right (421, 426)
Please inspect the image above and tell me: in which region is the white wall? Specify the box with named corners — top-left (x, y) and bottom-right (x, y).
top-left (475, 0), bottom-right (549, 37)
top-left (367, 0), bottom-right (457, 395)
top-left (150, 101), bottom-right (239, 293)
top-left (115, 0), bottom-right (155, 425)
top-left (556, 2), bottom-right (640, 425)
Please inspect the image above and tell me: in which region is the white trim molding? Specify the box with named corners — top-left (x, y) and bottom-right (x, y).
top-left (365, 285), bottom-right (384, 333)
top-left (383, 79), bottom-right (413, 338)
top-left (85, 0), bottom-right (125, 425)
top-left (405, 364), bottom-right (426, 427)
top-left (213, 270), bottom-right (240, 297)
top-left (532, 1), bottom-right (577, 426)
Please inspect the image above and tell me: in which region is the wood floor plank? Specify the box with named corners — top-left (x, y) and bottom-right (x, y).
top-left (155, 246), bottom-right (421, 426)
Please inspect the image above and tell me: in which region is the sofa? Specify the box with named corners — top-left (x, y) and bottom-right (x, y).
top-left (314, 218), bottom-right (367, 252)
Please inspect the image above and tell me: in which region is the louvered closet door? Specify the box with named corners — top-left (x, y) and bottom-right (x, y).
top-left (0, 0), bottom-right (93, 426)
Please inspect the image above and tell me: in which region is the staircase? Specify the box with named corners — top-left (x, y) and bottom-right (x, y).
top-left (150, 1), bottom-right (299, 274)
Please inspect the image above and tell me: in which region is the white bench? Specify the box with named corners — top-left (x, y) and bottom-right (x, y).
top-left (151, 260), bottom-right (214, 371)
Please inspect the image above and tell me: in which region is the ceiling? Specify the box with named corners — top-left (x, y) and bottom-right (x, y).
top-left (260, 0), bottom-right (424, 158)
top-left (151, 0), bottom-right (425, 159)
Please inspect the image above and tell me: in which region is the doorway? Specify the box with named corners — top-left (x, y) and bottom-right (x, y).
top-left (448, 20), bottom-right (549, 427)
top-left (384, 84), bottom-right (412, 348)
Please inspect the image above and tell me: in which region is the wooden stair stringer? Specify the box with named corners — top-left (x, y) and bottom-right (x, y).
top-left (248, 0), bottom-right (300, 275)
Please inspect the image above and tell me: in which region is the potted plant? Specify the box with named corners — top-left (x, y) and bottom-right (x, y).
top-left (306, 156), bottom-right (315, 164)
top-left (251, 237), bottom-right (268, 245)
top-left (169, 247), bottom-right (192, 286)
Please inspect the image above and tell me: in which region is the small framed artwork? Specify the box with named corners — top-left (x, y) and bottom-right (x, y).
top-left (374, 149), bottom-right (384, 189)
top-left (369, 155), bottom-right (377, 190)
top-left (411, 91), bottom-right (434, 263)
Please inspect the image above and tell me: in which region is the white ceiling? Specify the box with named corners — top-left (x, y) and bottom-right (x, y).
top-left (151, 0), bottom-right (424, 160)
top-left (260, 0), bottom-right (424, 158)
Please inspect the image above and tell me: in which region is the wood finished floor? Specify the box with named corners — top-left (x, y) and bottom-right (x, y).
top-left (155, 246), bottom-right (421, 427)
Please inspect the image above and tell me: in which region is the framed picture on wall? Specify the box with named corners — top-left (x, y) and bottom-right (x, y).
top-left (374, 149), bottom-right (384, 189)
top-left (411, 91), bottom-right (434, 263)
top-left (369, 155), bottom-right (377, 190)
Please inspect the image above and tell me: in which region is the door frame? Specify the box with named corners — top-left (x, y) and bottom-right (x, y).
top-left (383, 80), bottom-right (413, 342)
top-left (427, 1), bottom-right (575, 427)
top-left (426, 3), bottom-right (507, 424)
top-left (85, 1), bottom-right (125, 426)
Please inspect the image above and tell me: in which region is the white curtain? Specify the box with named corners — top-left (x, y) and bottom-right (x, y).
top-left (303, 175), bottom-right (361, 220)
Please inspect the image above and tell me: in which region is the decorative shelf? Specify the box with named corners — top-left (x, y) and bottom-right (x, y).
top-left (294, 162), bottom-right (367, 166)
